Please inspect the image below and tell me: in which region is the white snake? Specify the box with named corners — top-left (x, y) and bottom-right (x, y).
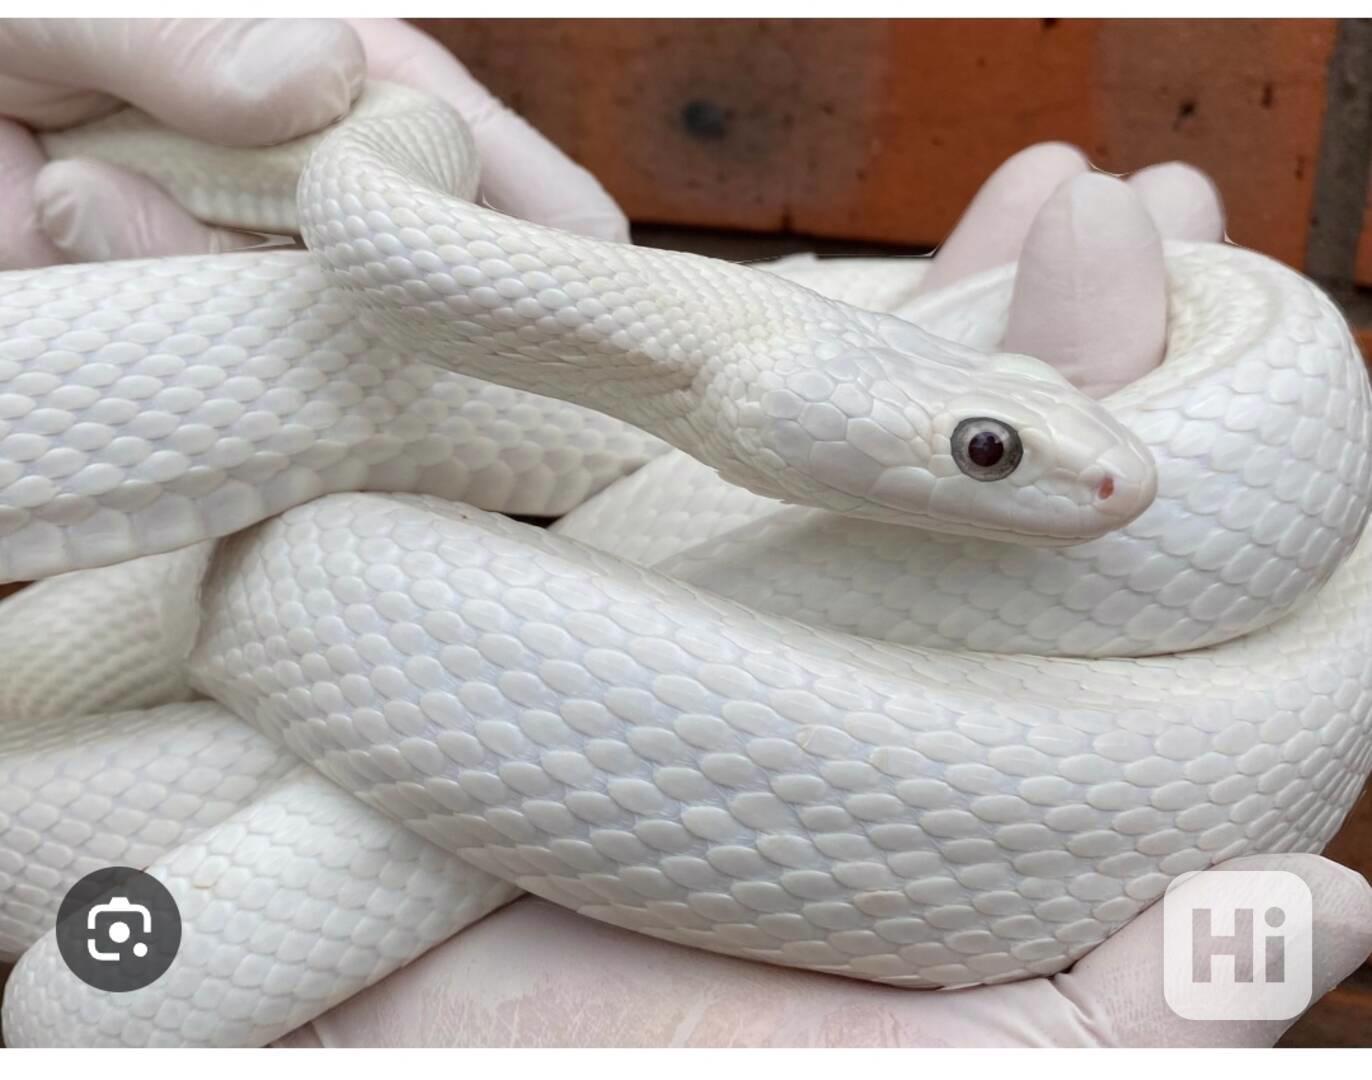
top-left (1, 82), bottom-right (1370, 1046)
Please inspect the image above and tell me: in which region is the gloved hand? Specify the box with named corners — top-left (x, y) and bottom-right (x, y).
top-left (920, 141), bottom-right (1225, 397)
top-left (0, 18), bottom-right (628, 268)
top-left (275, 853), bottom-right (1371, 1047)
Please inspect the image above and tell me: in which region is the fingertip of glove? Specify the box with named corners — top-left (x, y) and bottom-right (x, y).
top-left (562, 206), bottom-right (633, 244)
top-left (1019, 172), bottom-right (1161, 268)
top-left (982, 142), bottom-right (1091, 205)
top-left (1126, 161), bottom-right (1226, 243)
top-left (197, 19), bottom-right (367, 146)
top-left (30, 159), bottom-right (85, 247)
top-left (1002, 141), bottom-right (1091, 176)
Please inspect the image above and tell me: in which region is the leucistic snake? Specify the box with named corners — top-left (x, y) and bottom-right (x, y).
top-left (0, 83), bottom-right (1369, 1047)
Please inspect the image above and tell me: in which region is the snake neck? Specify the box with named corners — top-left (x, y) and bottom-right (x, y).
top-left (297, 90), bottom-right (1158, 541)
top-left (43, 81), bottom-right (1154, 538)
top-left (294, 88), bottom-right (961, 523)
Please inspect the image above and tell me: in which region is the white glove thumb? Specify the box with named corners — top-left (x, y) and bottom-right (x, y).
top-left (34, 158), bottom-right (261, 262)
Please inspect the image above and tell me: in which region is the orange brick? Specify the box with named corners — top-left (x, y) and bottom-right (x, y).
top-left (416, 19), bottom-right (1337, 267)
top-left (1358, 177), bottom-right (1372, 285)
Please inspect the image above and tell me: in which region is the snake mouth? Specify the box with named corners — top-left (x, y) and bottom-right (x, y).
top-left (1097, 475), bottom-right (1116, 501)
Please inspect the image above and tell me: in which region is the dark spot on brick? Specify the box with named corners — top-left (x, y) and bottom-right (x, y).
top-left (1296, 155), bottom-right (1306, 180)
top-left (1173, 98), bottom-right (1197, 130)
top-left (1261, 82), bottom-right (1275, 109)
top-left (681, 99), bottom-right (732, 141)
top-left (1042, 18), bottom-right (1058, 28)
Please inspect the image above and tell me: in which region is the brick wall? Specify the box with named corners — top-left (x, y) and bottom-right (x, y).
top-left (418, 18), bottom-right (1372, 352)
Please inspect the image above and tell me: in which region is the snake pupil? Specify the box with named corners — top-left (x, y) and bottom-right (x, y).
top-left (951, 417), bottom-right (1022, 482)
top-left (967, 431), bottom-right (1004, 468)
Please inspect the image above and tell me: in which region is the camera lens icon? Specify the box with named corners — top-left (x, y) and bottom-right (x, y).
top-left (56, 867), bottom-right (181, 993)
top-left (87, 896), bottom-right (153, 962)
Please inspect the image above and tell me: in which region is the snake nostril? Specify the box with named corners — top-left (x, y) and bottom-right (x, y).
top-left (1097, 475), bottom-right (1116, 501)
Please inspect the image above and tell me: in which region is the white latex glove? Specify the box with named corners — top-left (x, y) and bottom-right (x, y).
top-left (275, 854), bottom-right (1372, 1047)
top-left (919, 144), bottom-right (1226, 399)
top-left (0, 18), bottom-right (627, 268)
top-left (922, 145), bottom-right (1224, 294)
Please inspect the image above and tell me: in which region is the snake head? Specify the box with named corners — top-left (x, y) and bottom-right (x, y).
top-left (920, 350), bottom-right (1159, 545)
top-left (728, 312), bottom-right (1157, 547)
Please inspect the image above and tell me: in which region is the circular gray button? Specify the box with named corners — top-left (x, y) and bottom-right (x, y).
top-left (55, 867), bottom-right (181, 992)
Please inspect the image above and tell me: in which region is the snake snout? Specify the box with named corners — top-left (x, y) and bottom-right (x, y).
top-left (1086, 428), bottom-right (1158, 526)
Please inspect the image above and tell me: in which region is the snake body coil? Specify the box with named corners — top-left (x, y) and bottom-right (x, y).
top-left (1, 83), bottom-right (1370, 1046)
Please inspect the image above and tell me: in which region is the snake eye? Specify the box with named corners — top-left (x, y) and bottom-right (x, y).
top-left (951, 417), bottom-right (1022, 482)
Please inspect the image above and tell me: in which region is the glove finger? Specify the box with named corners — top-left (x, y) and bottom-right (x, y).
top-left (0, 117), bottom-right (64, 269)
top-left (0, 70), bottom-right (121, 130)
top-left (34, 158), bottom-right (263, 261)
top-left (346, 18), bottom-right (630, 242)
top-left (1050, 853), bottom-right (1372, 1047)
top-left (0, 19), bottom-right (365, 146)
top-left (917, 141), bottom-right (1089, 296)
top-left (1003, 172), bottom-right (1166, 398)
top-left (1128, 161), bottom-right (1227, 243)
top-left (274, 896), bottom-right (919, 1048)
top-left (272, 853), bottom-right (1372, 1049)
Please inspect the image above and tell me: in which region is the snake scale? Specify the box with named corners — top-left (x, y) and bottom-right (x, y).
top-left (0, 82), bottom-right (1370, 1046)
